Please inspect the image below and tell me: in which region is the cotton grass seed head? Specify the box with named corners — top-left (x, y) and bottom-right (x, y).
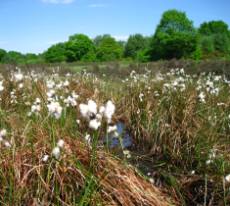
top-left (225, 174), bottom-right (230, 183)
top-left (42, 154), bottom-right (49, 162)
top-left (89, 119), bottom-right (101, 130)
top-left (47, 101), bottom-right (63, 119)
top-left (0, 129), bottom-right (7, 137)
top-left (104, 100), bottom-right (115, 123)
top-left (57, 139), bottom-right (65, 148)
top-left (52, 147), bottom-right (61, 159)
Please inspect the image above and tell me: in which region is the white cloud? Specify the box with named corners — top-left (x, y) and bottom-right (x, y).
top-left (42, 0), bottom-right (75, 4)
top-left (112, 35), bottom-right (129, 41)
top-left (88, 4), bottom-right (107, 8)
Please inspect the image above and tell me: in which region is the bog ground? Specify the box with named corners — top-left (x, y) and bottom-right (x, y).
top-left (0, 64), bottom-right (230, 205)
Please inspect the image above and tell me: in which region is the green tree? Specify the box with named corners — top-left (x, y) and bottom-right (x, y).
top-left (136, 49), bottom-right (150, 62)
top-left (95, 35), bottom-right (123, 61)
top-left (81, 50), bottom-right (97, 62)
top-left (44, 43), bottom-right (67, 63)
top-left (199, 21), bottom-right (230, 57)
top-left (124, 34), bottom-right (148, 59)
top-left (149, 9), bottom-right (197, 60)
top-left (93, 34), bottom-right (111, 47)
top-left (2, 51), bottom-right (25, 64)
top-left (0, 49), bottom-right (7, 62)
top-left (199, 21), bottom-right (229, 35)
top-left (199, 36), bottom-right (215, 54)
top-left (24, 53), bottom-right (42, 64)
top-left (65, 34), bottom-right (95, 62)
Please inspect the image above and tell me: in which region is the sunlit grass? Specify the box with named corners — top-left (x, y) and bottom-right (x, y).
top-left (0, 66), bottom-right (230, 205)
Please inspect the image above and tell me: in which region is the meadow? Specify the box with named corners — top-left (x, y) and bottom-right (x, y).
top-left (0, 62), bottom-right (230, 205)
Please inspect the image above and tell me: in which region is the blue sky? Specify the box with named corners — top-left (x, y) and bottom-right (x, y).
top-left (0, 0), bottom-right (230, 54)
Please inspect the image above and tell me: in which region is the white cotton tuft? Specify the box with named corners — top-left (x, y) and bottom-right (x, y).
top-left (52, 147), bottom-right (61, 159)
top-left (89, 119), bottom-right (101, 130)
top-left (104, 100), bottom-right (115, 123)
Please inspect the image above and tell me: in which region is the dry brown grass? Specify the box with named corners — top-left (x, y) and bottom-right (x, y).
top-left (1, 131), bottom-right (176, 205)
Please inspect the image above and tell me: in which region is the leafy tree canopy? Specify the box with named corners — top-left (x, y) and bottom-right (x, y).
top-left (198, 21), bottom-right (230, 56)
top-left (124, 34), bottom-right (148, 59)
top-left (2, 51), bottom-right (25, 64)
top-left (66, 34), bottom-right (95, 62)
top-left (150, 9), bottom-right (197, 60)
top-left (44, 43), bottom-right (67, 63)
top-left (0, 49), bottom-right (7, 62)
top-left (199, 21), bottom-right (229, 35)
top-left (95, 35), bottom-right (123, 61)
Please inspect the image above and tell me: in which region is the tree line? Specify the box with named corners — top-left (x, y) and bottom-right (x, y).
top-left (0, 9), bottom-right (230, 64)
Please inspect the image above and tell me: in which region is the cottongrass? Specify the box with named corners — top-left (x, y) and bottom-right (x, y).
top-left (0, 66), bottom-right (230, 205)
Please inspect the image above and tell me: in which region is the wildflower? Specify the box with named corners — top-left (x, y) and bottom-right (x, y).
top-left (46, 80), bottom-right (55, 89)
top-left (0, 129), bottom-right (7, 138)
top-left (214, 76), bottom-right (221, 81)
top-left (25, 101), bottom-right (31, 106)
top-left (87, 100), bottom-right (97, 114)
top-left (79, 104), bottom-right (90, 119)
top-left (31, 104), bottom-right (41, 115)
top-left (18, 83), bottom-right (24, 89)
top-left (0, 129), bottom-right (10, 147)
top-left (153, 91), bottom-right (160, 97)
top-left (64, 95), bottom-right (77, 107)
top-left (191, 170), bottom-right (195, 175)
top-left (35, 98), bottom-right (41, 104)
top-left (79, 100), bottom-right (97, 120)
top-left (206, 159), bottom-right (213, 165)
top-left (47, 89), bottom-right (55, 98)
top-left (63, 80), bottom-right (69, 87)
top-left (180, 83), bottom-right (186, 91)
top-left (107, 125), bottom-right (117, 133)
top-left (217, 102), bottom-right (225, 106)
top-left (10, 91), bottom-right (17, 104)
top-left (84, 134), bottom-right (91, 144)
top-left (139, 93), bottom-right (144, 102)
top-left (57, 139), bottom-right (65, 148)
top-left (47, 101), bottom-right (63, 119)
top-left (89, 119), bottom-right (101, 130)
top-left (113, 131), bottom-right (119, 137)
top-left (196, 85), bottom-right (202, 91)
top-left (210, 87), bottom-right (219, 96)
top-left (225, 174), bottom-right (230, 183)
top-left (198, 92), bottom-right (205, 103)
top-left (206, 80), bottom-right (214, 89)
top-left (14, 72), bottom-right (23, 82)
top-left (42, 154), bottom-right (49, 162)
top-left (71, 92), bottom-right (79, 99)
top-left (52, 147), bottom-right (61, 159)
top-left (104, 100), bottom-right (115, 123)
top-left (123, 150), bottom-right (131, 158)
top-left (4, 141), bottom-right (11, 148)
top-left (172, 80), bottom-right (178, 87)
top-left (0, 81), bottom-right (4, 92)
top-left (180, 68), bottom-right (185, 74)
top-left (163, 83), bottom-right (171, 92)
top-left (209, 149), bottom-right (217, 159)
top-left (99, 106), bottom-right (105, 114)
top-left (149, 178), bottom-right (154, 184)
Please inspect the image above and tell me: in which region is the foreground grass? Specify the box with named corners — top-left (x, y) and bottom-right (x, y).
top-left (0, 66), bottom-right (230, 205)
